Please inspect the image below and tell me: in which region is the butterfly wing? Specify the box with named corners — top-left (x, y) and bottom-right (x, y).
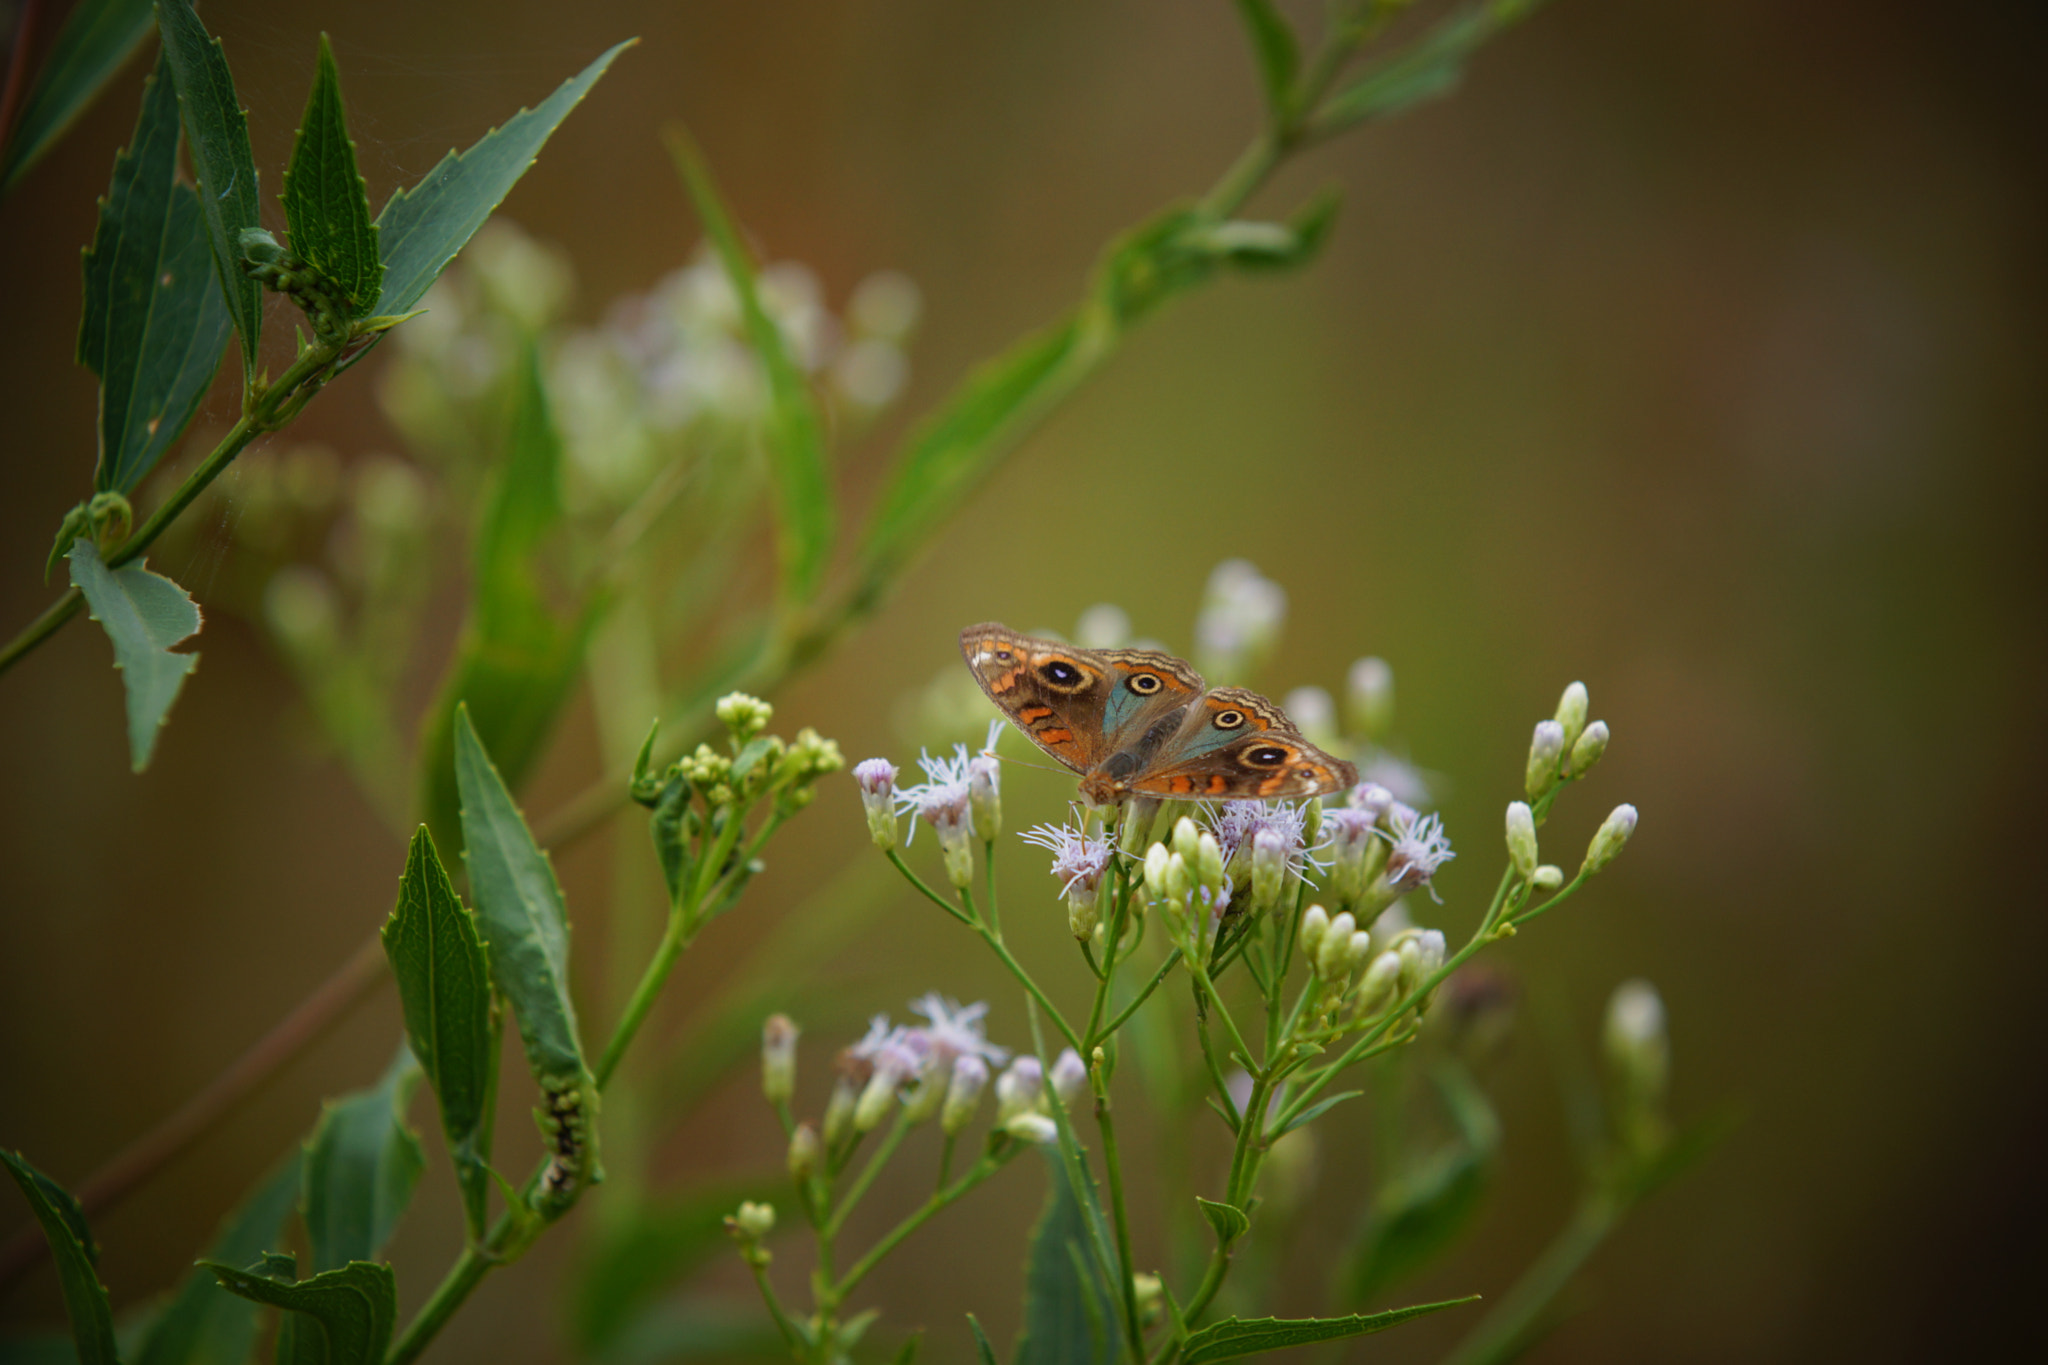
top-left (959, 623), bottom-right (1201, 775)
top-left (1128, 687), bottom-right (1358, 800)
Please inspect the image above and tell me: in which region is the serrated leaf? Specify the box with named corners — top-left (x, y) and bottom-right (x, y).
top-left (1311, 0), bottom-right (1541, 138)
top-left (1, 1152), bottom-right (117, 1365)
top-left (133, 1152), bottom-right (302, 1365)
top-left (79, 52), bottom-right (233, 497)
top-left (281, 35), bottom-right (381, 315)
top-left (381, 826), bottom-right (498, 1240)
top-left (0, 0), bottom-right (155, 194)
top-left (566, 1176), bottom-right (770, 1353)
top-left (154, 0), bottom-right (263, 382)
top-left (1231, 0), bottom-right (1299, 116)
top-left (370, 40), bottom-right (632, 318)
top-left (302, 1046), bottom-right (425, 1271)
top-left (68, 538), bottom-right (199, 772)
top-left (668, 129), bottom-right (832, 610)
top-left (1014, 1149), bottom-right (1117, 1365)
top-left (453, 705), bottom-right (588, 1082)
top-left (1195, 1196), bottom-right (1249, 1247)
top-left (416, 340), bottom-right (596, 858)
top-left (201, 1259), bottom-right (395, 1365)
top-left (1181, 1298), bottom-right (1481, 1363)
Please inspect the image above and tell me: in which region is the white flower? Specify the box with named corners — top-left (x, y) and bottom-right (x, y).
top-left (1020, 821), bottom-right (1117, 897)
top-left (907, 994), bottom-right (1010, 1069)
top-left (1382, 809), bottom-right (1455, 896)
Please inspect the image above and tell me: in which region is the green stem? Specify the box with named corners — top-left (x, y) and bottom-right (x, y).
top-left (830, 1148), bottom-right (1016, 1300)
top-left (1092, 1072), bottom-right (1147, 1361)
top-left (825, 1110), bottom-right (913, 1238)
top-left (1093, 948), bottom-right (1181, 1049)
top-left (595, 909), bottom-right (693, 1089)
top-left (884, 850), bottom-right (975, 926)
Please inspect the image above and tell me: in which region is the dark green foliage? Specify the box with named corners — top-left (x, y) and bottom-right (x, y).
top-left (280, 36), bottom-right (381, 316)
top-left (301, 1048), bottom-right (425, 1271)
top-left (1179, 1298), bottom-right (1481, 1363)
top-left (0, 1152), bottom-right (117, 1365)
top-left (381, 827), bottom-right (499, 1238)
top-left (1014, 1151), bottom-right (1116, 1365)
top-left (67, 540), bottom-right (199, 771)
top-left (201, 1258), bottom-right (396, 1365)
top-left (78, 52), bottom-right (232, 497)
top-left (132, 1153), bottom-right (303, 1365)
top-left (0, 0), bottom-right (155, 193)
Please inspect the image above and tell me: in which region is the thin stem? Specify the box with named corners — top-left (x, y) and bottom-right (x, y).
top-left (744, 1253), bottom-right (808, 1355)
top-left (1093, 949), bottom-right (1181, 1050)
top-left (830, 1149), bottom-right (1015, 1300)
top-left (1092, 1073), bottom-right (1147, 1360)
top-left (884, 850), bottom-right (974, 926)
top-left (825, 1110), bottom-right (913, 1239)
top-left (594, 910), bottom-right (692, 1089)
top-left (387, 1245), bottom-right (493, 1365)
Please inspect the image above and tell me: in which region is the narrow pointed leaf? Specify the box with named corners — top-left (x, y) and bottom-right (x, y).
top-left (281, 35), bottom-right (380, 315)
top-left (133, 1153), bottom-right (303, 1365)
top-left (1014, 1148), bottom-right (1117, 1365)
top-left (453, 705), bottom-right (588, 1082)
top-left (381, 826), bottom-right (498, 1238)
top-left (201, 1259), bottom-right (395, 1365)
top-left (371, 40), bottom-right (633, 317)
top-left (68, 539), bottom-right (199, 772)
top-left (154, 0), bottom-right (263, 381)
top-left (1271, 1086), bottom-right (1362, 1138)
top-left (1180, 1298), bottom-right (1481, 1363)
top-left (417, 342), bottom-right (595, 856)
top-left (79, 51), bottom-right (233, 496)
top-left (301, 1046), bottom-right (425, 1271)
top-left (1, 1152), bottom-right (117, 1365)
top-left (1311, 0), bottom-right (1542, 137)
top-left (0, 0), bottom-right (155, 194)
top-left (966, 1315), bottom-right (999, 1365)
top-left (1231, 0), bottom-right (1299, 116)
top-left (668, 129), bottom-right (832, 608)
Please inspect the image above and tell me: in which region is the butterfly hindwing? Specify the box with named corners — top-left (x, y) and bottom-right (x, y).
top-left (960, 623), bottom-right (1356, 802)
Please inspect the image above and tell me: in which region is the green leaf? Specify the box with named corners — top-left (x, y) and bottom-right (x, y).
top-left (133, 1152), bottom-right (303, 1365)
top-left (381, 826), bottom-right (498, 1240)
top-left (1270, 1085), bottom-right (1361, 1138)
top-left (79, 52), bottom-right (233, 497)
top-left (1180, 1298), bottom-right (1481, 1364)
top-left (154, 0), bottom-right (263, 383)
top-left (281, 35), bottom-right (381, 316)
top-left (371, 40), bottom-right (633, 318)
top-left (966, 1315), bottom-right (999, 1365)
top-left (1, 1152), bottom-right (117, 1365)
top-left (889, 1331), bottom-right (922, 1365)
top-left (67, 538), bottom-right (199, 772)
top-left (0, 0), bottom-right (155, 194)
top-left (453, 705), bottom-right (588, 1082)
top-left (1311, 0), bottom-right (1541, 138)
top-left (1342, 1063), bottom-right (1500, 1304)
top-left (416, 341), bottom-right (596, 857)
top-left (567, 1177), bottom-right (770, 1352)
top-left (1230, 0), bottom-right (1299, 117)
top-left (1014, 1149), bottom-right (1117, 1365)
top-left (1195, 1196), bottom-right (1249, 1247)
top-left (301, 1046), bottom-right (425, 1271)
top-left (201, 1258), bottom-right (395, 1365)
top-left (668, 129), bottom-right (832, 610)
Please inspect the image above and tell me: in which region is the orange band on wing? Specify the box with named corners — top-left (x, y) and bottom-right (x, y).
top-left (1018, 705), bottom-right (1054, 724)
top-left (1037, 728), bottom-right (1073, 746)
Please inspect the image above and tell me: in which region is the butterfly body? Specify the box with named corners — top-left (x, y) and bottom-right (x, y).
top-left (960, 623), bottom-right (1357, 804)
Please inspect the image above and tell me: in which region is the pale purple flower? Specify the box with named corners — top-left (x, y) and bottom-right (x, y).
top-left (1383, 809), bottom-right (1456, 896)
top-left (1020, 821), bottom-right (1116, 898)
top-left (1049, 1048), bottom-right (1088, 1104)
top-left (896, 744), bottom-right (977, 846)
top-left (1209, 800), bottom-right (1322, 879)
top-left (995, 1055), bottom-right (1043, 1121)
top-left (907, 994), bottom-right (1011, 1069)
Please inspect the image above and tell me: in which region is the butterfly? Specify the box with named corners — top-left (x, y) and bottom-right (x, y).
top-left (960, 623), bottom-right (1357, 805)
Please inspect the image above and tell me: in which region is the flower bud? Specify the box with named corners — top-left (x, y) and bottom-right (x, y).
top-left (1194, 830), bottom-right (1226, 893)
top-left (1298, 904), bottom-right (1330, 963)
top-left (1068, 880), bottom-right (1101, 941)
top-left (822, 1077), bottom-right (857, 1146)
top-left (787, 1122), bottom-right (821, 1180)
top-left (1414, 928), bottom-right (1446, 978)
top-left (1321, 808), bottom-right (1375, 907)
top-left (1049, 1049), bottom-right (1088, 1105)
top-left (854, 761), bottom-right (903, 850)
top-left (1504, 802), bottom-right (1539, 880)
top-left (1250, 828), bottom-right (1288, 915)
top-left (716, 692), bottom-right (774, 743)
top-left (1567, 720), bottom-right (1609, 778)
top-left (1526, 719), bottom-right (1565, 799)
top-left (942, 1055), bottom-right (989, 1134)
top-left (1132, 1272), bottom-right (1164, 1324)
top-left (1143, 844), bottom-right (1171, 900)
top-left (1555, 681), bottom-right (1589, 754)
top-left (730, 1200), bottom-right (776, 1240)
top-left (995, 1056), bottom-right (1043, 1122)
top-left (1354, 951), bottom-right (1402, 1017)
top-left (1164, 852), bottom-right (1194, 909)
top-left (936, 810), bottom-right (976, 891)
top-left (1582, 804), bottom-right (1638, 875)
top-left (1004, 1112), bottom-right (1058, 1144)
top-left (1316, 911), bottom-right (1358, 979)
top-left (1604, 978), bottom-right (1668, 1100)
top-left (853, 1069), bottom-right (899, 1132)
top-left (1342, 929), bottom-right (1374, 976)
top-left (967, 751), bottom-right (1002, 841)
top-left (1172, 817), bottom-right (1204, 866)
top-left (1533, 864), bottom-right (1564, 891)
top-left (1283, 686), bottom-right (1340, 752)
top-left (1347, 657), bottom-right (1395, 740)
top-left (761, 1014), bottom-right (799, 1106)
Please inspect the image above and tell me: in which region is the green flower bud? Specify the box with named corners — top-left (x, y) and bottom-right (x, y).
top-left (787, 1122), bottom-right (821, 1181)
top-left (1555, 681), bottom-right (1589, 755)
top-left (1316, 911), bottom-right (1358, 979)
top-left (1353, 951), bottom-right (1402, 1017)
top-left (731, 1200), bottom-right (776, 1240)
top-left (1171, 816), bottom-right (1204, 866)
top-left (1298, 904), bottom-right (1330, 964)
top-left (1582, 803), bottom-right (1638, 875)
top-left (1347, 657), bottom-right (1395, 740)
top-left (715, 691), bottom-right (773, 742)
top-left (1505, 801), bottom-right (1539, 879)
top-left (1567, 720), bottom-right (1610, 778)
top-left (1526, 720), bottom-right (1565, 799)
top-left (1533, 864), bottom-right (1564, 891)
top-left (761, 1014), bottom-right (799, 1106)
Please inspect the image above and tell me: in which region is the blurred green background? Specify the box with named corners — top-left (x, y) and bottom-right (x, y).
top-left (2, 1), bottom-right (2043, 1361)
